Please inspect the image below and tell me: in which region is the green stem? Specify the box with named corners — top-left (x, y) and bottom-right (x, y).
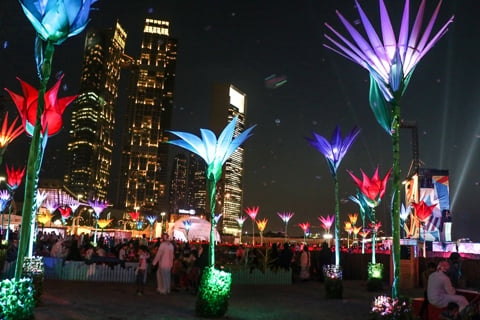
top-left (15, 40), bottom-right (54, 280)
top-left (207, 177), bottom-right (217, 267)
top-left (372, 208), bottom-right (376, 265)
top-left (391, 101), bottom-right (401, 299)
top-left (334, 175), bottom-right (340, 266)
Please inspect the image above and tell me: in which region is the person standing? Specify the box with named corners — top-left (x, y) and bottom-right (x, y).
top-left (152, 233), bottom-right (174, 294)
top-left (299, 245), bottom-right (311, 281)
top-left (135, 246), bottom-right (150, 296)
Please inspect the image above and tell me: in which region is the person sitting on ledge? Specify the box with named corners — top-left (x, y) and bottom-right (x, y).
top-left (428, 261), bottom-right (469, 312)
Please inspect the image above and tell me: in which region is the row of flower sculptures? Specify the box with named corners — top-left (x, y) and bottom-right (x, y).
top-left (0, 0), bottom-right (452, 317)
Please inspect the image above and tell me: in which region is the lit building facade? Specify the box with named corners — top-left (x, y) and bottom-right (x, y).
top-left (189, 153), bottom-right (207, 216)
top-left (64, 21), bottom-right (127, 201)
top-left (120, 19), bottom-right (177, 215)
top-left (169, 153), bottom-right (188, 214)
top-left (210, 84), bottom-right (247, 235)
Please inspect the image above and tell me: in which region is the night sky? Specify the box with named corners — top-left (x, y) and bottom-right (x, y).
top-left (1, 1), bottom-right (480, 240)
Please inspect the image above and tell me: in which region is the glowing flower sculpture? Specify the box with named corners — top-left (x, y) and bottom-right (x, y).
top-left (146, 215), bottom-right (157, 241)
top-left (97, 219), bottom-right (112, 230)
top-left (0, 112), bottom-right (24, 164)
top-left (11, 0), bottom-right (95, 285)
top-left (255, 218), bottom-right (268, 246)
top-left (128, 211), bottom-right (140, 222)
top-left (325, 0), bottom-right (453, 298)
top-left (6, 77), bottom-right (76, 137)
top-left (400, 204), bottom-right (413, 238)
top-left (353, 226), bottom-right (362, 241)
top-left (307, 125), bottom-right (360, 266)
top-left (183, 220), bottom-right (193, 242)
top-left (349, 167), bottom-right (391, 265)
top-left (214, 214), bottom-right (223, 225)
top-left (234, 216), bottom-right (247, 244)
top-left (58, 206), bottom-right (72, 224)
top-left (318, 215), bottom-right (334, 234)
top-left (412, 200), bottom-right (436, 257)
top-left (43, 200), bottom-right (58, 215)
top-left (348, 213), bottom-right (358, 226)
top-left (277, 212), bottom-right (294, 243)
top-left (88, 199), bottom-right (108, 246)
top-left (245, 206), bottom-right (259, 246)
top-left (3, 165), bottom-right (26, 241)
top-left (168, 116), bottom-right (254, 317)
top-left (0, 190), bottom-right (11, 235)
top-left (299, 222), bottom-right (310, 244)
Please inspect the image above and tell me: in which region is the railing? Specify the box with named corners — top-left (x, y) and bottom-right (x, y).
top-left (2, 257), bottom-right (292, 285)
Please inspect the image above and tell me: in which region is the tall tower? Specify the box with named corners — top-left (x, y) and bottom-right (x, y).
top-left (210, 84), bottom-right (247, 236)
top-left (188, 153), bottom-right (207, 215)
top-left (120, 19), bottom-right (177, 215)
top-left (64, 21), bottom-right (127, 201)
top-left (169, 153), bottom-right (188, 214)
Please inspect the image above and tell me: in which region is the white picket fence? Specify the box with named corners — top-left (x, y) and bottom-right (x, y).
top-left (1, 258), bottom-right (138, 283)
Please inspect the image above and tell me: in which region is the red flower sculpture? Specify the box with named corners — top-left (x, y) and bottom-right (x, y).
top-left (244, 206), bottom-right (259, 221)
top-left (6, 164), bottom-right (26, 191)
top-left (5, 76), bottom-right (77, 137)
top-left (348, 167), bottom-right (392, 208)
top-left (412, 201), bottom-right (436, 223)
top-left (59, 207), bottom-right (72, 219)
top-left (128, 211), bottom-right (140, 221)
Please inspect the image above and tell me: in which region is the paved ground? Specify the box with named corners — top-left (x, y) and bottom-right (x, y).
top-left (34, 279), bottom-right (424, 320)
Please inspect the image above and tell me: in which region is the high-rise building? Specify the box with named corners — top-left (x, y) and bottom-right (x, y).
top-left (210, 84), bottom-right (247, 236)
top-left (119, 19), bottom-right (177, 215)
top-left (169, 153), bottom-right (188, 214)
top-left (64, 21), bottom-right (127, 201)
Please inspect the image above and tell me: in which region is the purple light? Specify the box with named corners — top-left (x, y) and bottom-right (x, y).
top-left (277, 212), bottom-right (294, 223)
top-left (87, 199), bottom-right (109, 219)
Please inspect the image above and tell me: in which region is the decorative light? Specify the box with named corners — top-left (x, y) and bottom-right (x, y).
top-left (307, 125), bottom-right (360, 267)
top-left (234, 216), bottom-right (247, 244)
top-left (318, 215), bottom-right (334, 233)
top-left (277, 212), bottom-right (294, 243)
top-left (348, 167), bottom-right (392, 208)
top-left (6, 165), bottom-right (26, 191)
top-left (97, 219), bottom-right (113, 230)
top-left (245, 206), bottom-right (259, 246)
top-left (146, 215), bottom-right (157, 241)
top-left (0, 112), bottom-right (24, 159)
top-left (256, 218), bottom-right (268, 246)
top-left (183, 220), bottom-right (192, 241)
top-left (128, 211), bottom-right (140, 221)
top-left (299, 222), bottom-right (310, 244)
top-left (348, 213), bottom-right (358, 226)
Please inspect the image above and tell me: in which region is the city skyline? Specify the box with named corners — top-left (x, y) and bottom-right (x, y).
top-left (1, 1), bottom-right (480, 239)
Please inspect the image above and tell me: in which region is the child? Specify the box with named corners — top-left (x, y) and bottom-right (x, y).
top-left (135, 245), bottom-right (150, 296)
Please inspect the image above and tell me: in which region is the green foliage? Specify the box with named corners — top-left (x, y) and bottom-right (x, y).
top-left (368, 262), bottom-right (384, 280)
top-left (22, 257), bottom-right (44, 304)
top-left (0, 278), bottom-right (35, 320)
top-left (195, 267), bottom-right (232, 317)
top-left (369, 296), bottom-right (413, 320)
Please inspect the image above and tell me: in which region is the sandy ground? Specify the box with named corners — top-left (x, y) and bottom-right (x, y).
top-left (33, 278), bottom-right (424, 320)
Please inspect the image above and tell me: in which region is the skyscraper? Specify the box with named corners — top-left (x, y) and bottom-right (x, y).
top-left (210, 84), bottom-right (247, 236)
top-left (188, 153), bottom-right (207, 216)
top-left (64, 21), bottom-right (127, 201)
top-left (120, 19), bottom-right (177, 215)
top-left (169, 153), bottom-right (188, 214)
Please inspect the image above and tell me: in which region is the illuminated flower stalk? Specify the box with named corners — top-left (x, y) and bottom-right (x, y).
top-left (88, 199), bottom-right (108, 246)
top-left (183, 220), bottom-right (193, 242)
top-left (353, 226), bottom-right (362, 242)
top-left (146, 215), bottom-right (157, 241)
top-left (349, 167), bottom-right (391, 265)
top-left (234, 216), bottom-right (247, 244)
top-left (128, 211), bottom-right (140, 222)
top-left (256, 218), bottom-right (268, 246)
top-left (0, 190), bottom-right (11, 236)
top-left (11, 0), bottom-right (95, 283)
top-left (325, 0), bottom-right (453, 298)
top-left (344, 221), bottom-right (353, 248)
top-left (349, 190), bottom-right (373, 254)
top-left (277, 212), bottom-right (294, 243)
top-left (299, 222), bottom-right (310, 244)
top-left (3, 165), bottom-right (25, 241)
top-left (66, 199), bottom-right (81, 236)
top-left (245, 206), bottom-right (259, 246)
top-left (58, 206), bottom-right (72, 225)
top-left (168, 116), bottom-right (255, 267)
top-left (307, 126), bottom-right (360, 266)
top-left (412, 200), bottom-right (436, 257)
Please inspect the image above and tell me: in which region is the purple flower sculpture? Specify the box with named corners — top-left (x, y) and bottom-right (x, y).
top-left (307, 126), bottom-right (359, 266)
top-left (324, 0), bottom-right (453, 298)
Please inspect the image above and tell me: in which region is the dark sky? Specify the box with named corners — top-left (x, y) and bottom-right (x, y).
top-left (1, 0), bottom-right (480, 240)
